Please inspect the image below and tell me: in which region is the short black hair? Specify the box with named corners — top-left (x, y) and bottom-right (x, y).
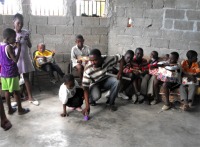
top-left (63, 74), bottom-right (74, 83)
top-left (186, 50), bottom-right (198, 59)
top-left (90, 48), bottom-right (101, 58)
top-left (13, 13), bottom-right (23, 21)
top-left (170, 52), bottom-right (179, 59)
top-left (76, 34), bottom-right (84, 40)
top-left (152, 51), bottom-right (158, 59)
top-left (135, 47), bottom-right (144, 54)
top-left (3, 28), bottom-right (16, 39)
top-left (125, 50), bottom-right (134, 57)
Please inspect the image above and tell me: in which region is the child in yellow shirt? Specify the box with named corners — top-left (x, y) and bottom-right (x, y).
top-left (34, 43), bottom-right (65, 84)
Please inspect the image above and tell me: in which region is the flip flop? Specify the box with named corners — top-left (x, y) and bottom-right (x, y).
top-left (8, 107), bottom-right (17, 115)
top-left (1, 120), bottom-right (12, 131)
top-left (29, 100), bottom-right (39, 106)
top-left (18, 108), bottom-right (30, 115)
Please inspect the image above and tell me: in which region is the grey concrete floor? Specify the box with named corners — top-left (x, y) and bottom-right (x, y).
top-left (0, 81), bottom-right (200, 147)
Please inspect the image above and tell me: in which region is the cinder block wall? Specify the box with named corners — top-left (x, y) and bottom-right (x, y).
top-left (108, 0), bottom-right (200, 59)
top-left (0, 0), bottom-right (200, 73)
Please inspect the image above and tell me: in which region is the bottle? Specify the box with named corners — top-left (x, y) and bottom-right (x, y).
top-left (127, 18), bottom-right (132, 27)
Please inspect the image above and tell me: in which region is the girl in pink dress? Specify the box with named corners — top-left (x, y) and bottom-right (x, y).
top-left (13, 13), bottom-right (39, 106)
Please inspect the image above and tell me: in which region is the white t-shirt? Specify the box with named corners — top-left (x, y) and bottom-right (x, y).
top-left (58, 80), bottom-right (80, 104)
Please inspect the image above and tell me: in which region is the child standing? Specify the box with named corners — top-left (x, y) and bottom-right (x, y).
top-left (0, 28), bottom-right (29, 115)
top-left (34, 43), bottom-right (65, 84)
top-left (13, 13), bottom-right (39, 106)
top-left (180, 50), bottom-right (200, 110)
top-left (71, 34), bottom-right (91, 81)
top-left (59, 74), bottom-right (86, 118)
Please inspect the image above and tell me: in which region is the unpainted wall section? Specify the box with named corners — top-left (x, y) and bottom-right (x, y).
top-left (108, 0), bottom-right (200, 59)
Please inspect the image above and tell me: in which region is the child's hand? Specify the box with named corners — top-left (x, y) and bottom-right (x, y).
top-left (60, 113), bottom-right (68, 117)
top-left (43, 57), bottom-right (47, 62)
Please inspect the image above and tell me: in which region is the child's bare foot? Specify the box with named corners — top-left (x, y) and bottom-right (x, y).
top-left (8, 107), bottom-right (17, 115)
top-left (1, 119), bottom-right (12, 131)
top-left (18, 108), bottom-right (30, 115)
top-left (60, 113), bottom-right (69, 117)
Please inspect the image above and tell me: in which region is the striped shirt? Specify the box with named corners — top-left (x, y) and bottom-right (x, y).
top-left (82, 54), bottom-right (122, 87)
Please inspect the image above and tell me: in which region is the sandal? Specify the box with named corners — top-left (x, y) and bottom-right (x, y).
top-left (29, 100), bottom-right (39, 106)
top-left (8, 107), bottom-right (17, 115)
top-left (18, 108), bottom-right (30, 115)
top-left (1, 120), bottom-right (12, 131)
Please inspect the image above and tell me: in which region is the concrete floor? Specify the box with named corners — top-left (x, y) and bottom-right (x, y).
top-left (0, 80), bottom-right (200, 147)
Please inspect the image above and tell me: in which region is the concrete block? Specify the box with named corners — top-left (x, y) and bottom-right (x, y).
top-left (169, 40), bottom-right (189, 50)
top-left (143, 29), bottom-right (162, 38)
top-left (54, 53), bottom-right (64, 63)
top-left (110, 27), bottom-right (126, 35)
top-left (175, 0), bottom-right (197, 9)
top-left (164, 0), bottom-right (175, 8)
top-left (82, 17), bottom-right (99, 26)
top-left (48, 16), bottom-right (68, 25)
top-left (133, 37), bottom-right (151, 47)
top-left (189, 41), bottom-right (200, 53)
top-left (0, 25), bottom-right (3, 35)
top-left (197, 22), bottom-right (200, 31)
top-left (132, 18), bottom-right (145, 27)
top-left (92, 27), bottom-right (108, 35)
top-left (116, 17), bottom-right (128, 27)
top-left (55, 43), bottom-right (72, 53)
top-left (183, 32), bottom-right (200, 41)
top-left (56, 62), bottom-right (68, 74)
top-left (165, 9), bottom-right (185, 19)
top-left (100, 35), bottom-right (108, 44)
top-left (116, 0), bottom-right (134, 7)
top-left (124, 27), bottom-right (143, 36)
top-left (84, 35), bottom-right (100, 46)
top-left (31, 34), bottom-right (44, 46)
top-left (151, 19), bottom-right (163, 29)
top-left (100, 18), bottom-right (110, 27)
top-left (30, 16), bottom-right (48, 25)
top-left (44, 35), bottom-right (63, 44)
top-left (174, 21), bottom-right (193, 31)
top-left (144, 9), bottom-right (164, 19)
top-left (153, 0), bottom-right (164, 9)
top-left (91, 44), bottom-right (108, 54)
top-left (37, 25), bottom-right (56, 35)
top-left (116, 7), bottom-right (126, 17)
top-left (29, 25), bottom-right (37, 34)
top-left (187, 11), bottom-right (200, 21)
top-left (133, 0), bottom-right (153, 8)
top-left (151, 38), bottom-right (169, 48)
top-left (162, 30), bottom-right (183, 40)
top-left (74, 16), bottom-right (82, 26)
top-left (45, 44), bottom-right (56, 50)
top-left (56, 26), bottom-right (73, 35)
top-left (74, 27), bottom-right (91, 35)
top-left (3, 15), bottom-right (13, 25)
top-left (126, 8), bottom-right (144, 18)
top-left (63, 35), bottom-right (75, 45)
top-left (164, 19), bottom-right (173, 29)
top-left (0, 15), bottom-right (3, 25)
top-left (115, 35), bottom-right (133, 45)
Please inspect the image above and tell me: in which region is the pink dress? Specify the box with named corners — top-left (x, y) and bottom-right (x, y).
top-left (15, 29), bottom-right (35, 74)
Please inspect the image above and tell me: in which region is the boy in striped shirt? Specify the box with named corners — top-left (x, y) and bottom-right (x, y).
top-left (82, 49), bottom-right (125, 114)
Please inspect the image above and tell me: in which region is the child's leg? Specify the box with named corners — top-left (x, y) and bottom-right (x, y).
top-left (75, 64), bottom-right (84, 81)
top-left (41, 64), bottom-right (55, 79)
top-left (0, 97), bottom-right (12, 131)
top-left (5, 91), bottom-right (16, 114)
top-left (153, 78), bottom-right (161, 101)
top-left (23, 73), bottom-right (34, 101)
top-left (179, 85), bottom-right (188, 104)
top-left (163, 82), bottom-right (170, 106)
top-left (51, 63), bottom-right (65, 78)
top-left (13, 91), bottom-right (29, 115)
top-left (188, 84), bottom-right (197, 104)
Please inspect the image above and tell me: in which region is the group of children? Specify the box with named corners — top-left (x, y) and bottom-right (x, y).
top-left (0, 13), bottom-right (200, 131)
top-left (58, 34), bottom-right (200, 120)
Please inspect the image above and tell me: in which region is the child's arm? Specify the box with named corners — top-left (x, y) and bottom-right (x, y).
top-left (7, 43), bottom-right (21, 63)
top-left (24, 34), bottom-right (32, 48)
top-left (61, 104), bottom-right (68, 117)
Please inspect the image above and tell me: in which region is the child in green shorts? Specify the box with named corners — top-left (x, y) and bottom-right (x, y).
top-left (0, 28), bottom-right (29, 115)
